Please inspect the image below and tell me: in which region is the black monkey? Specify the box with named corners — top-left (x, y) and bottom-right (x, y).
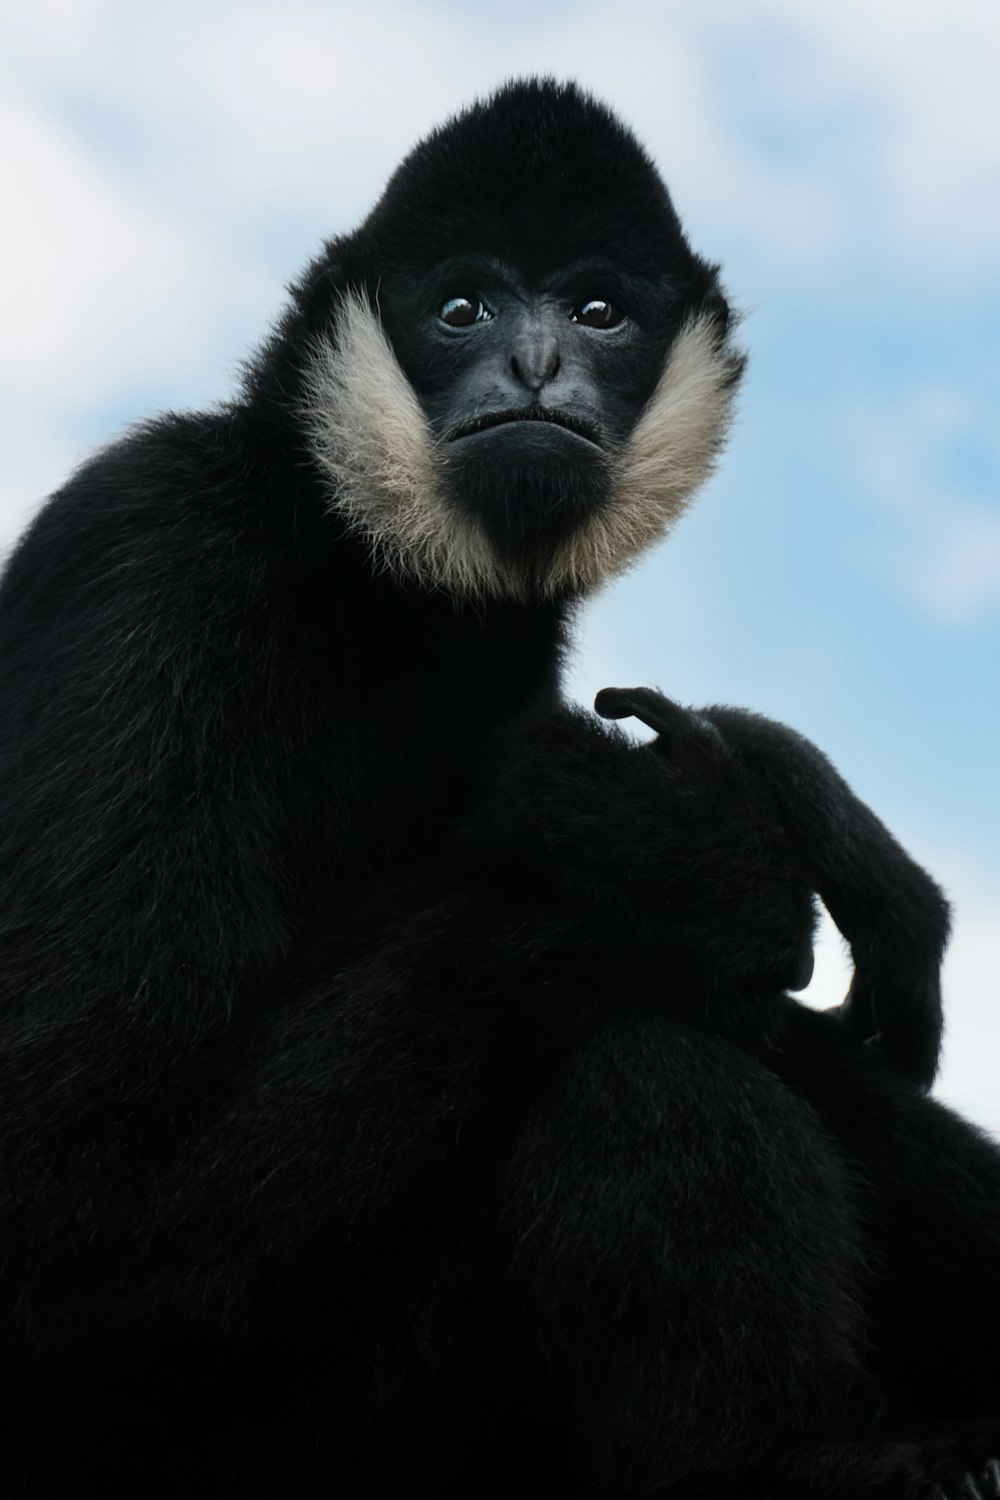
top-left (0, 77), bottom-right (997, 1497)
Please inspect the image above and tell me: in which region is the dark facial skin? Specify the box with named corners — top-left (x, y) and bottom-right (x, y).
top-left (378, 257), bottom-right (678, 565)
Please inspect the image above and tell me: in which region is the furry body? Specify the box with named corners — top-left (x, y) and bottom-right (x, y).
top-left (0, 80), bottom-right (998, 1497)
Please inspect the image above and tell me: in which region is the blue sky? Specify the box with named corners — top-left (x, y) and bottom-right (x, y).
top-left (2, 0), bottom-right (998, 1129)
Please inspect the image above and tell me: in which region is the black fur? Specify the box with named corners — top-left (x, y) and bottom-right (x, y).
top-left (0, 78), bottom-right (997, 1498)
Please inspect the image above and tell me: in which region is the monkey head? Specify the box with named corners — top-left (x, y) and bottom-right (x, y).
top-left (279, 79), bottom-right (745, 601)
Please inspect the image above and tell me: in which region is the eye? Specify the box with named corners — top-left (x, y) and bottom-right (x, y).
top-left (438, 296), bottom-right (492, 328)
top-left (571, 298), bottom-right (625, 329)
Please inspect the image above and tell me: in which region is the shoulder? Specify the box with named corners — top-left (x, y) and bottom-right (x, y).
top-left (0, 407), bottom-right (290, 626)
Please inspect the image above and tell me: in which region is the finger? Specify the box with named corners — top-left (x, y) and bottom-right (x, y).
top-left (594, 686), bottom-right (688, 742)
top-left (594, 689), bottom-right (728, 770)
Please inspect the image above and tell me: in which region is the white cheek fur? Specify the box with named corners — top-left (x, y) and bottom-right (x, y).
top-left (303, 292), bottom-right (741, 602)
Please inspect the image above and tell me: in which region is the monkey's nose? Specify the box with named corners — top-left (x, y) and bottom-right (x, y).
top-left (511, 334), bottom-right (561, 392)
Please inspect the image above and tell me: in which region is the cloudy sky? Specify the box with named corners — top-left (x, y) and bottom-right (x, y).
top-left (2, 0), bottom-right (998, 1130)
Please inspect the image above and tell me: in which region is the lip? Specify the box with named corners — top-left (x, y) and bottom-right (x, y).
top-left (448, 407), bottom-right (602, 448)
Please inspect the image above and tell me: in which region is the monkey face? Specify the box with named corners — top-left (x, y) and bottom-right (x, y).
top-left (378, 259), bottom-right (675, 571)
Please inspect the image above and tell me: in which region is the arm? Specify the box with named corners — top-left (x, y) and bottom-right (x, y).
top-left (595, 688), bottom-right (949, 1087)
top-left (700, 701), bottom-right (949, 1086)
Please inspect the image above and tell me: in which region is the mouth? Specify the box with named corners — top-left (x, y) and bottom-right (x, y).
top-left (448, 407), bottom-right (602, 448)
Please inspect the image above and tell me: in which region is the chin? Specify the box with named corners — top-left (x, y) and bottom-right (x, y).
top-left (446, 425), bottom-right (611, 564)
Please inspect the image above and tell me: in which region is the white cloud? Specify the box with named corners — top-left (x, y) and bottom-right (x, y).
top-left (1, 0), bottom-right (98, 65)
top-left (0, 87), bottom-right (200, 399)
top-left (742, 0), bottom-right (1000, 266)
top-left (74, 2), bottom-right (458, 222)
